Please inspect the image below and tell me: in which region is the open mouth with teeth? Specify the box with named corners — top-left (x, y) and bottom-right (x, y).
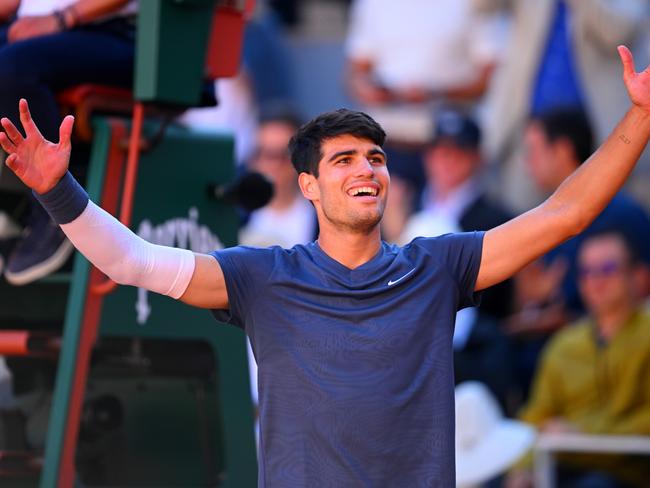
top-left (348, 186), bottom-right (378, 197)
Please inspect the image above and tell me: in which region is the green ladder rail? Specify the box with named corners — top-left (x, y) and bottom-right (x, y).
top-left (38, 118), bottom-right (256, 487)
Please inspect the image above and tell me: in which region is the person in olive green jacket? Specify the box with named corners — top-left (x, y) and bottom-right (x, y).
top-left (508, 230), bottom-right (650, 488)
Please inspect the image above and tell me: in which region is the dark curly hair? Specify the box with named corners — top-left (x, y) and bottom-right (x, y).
top-left (288, 108), bottom-right (386, 177)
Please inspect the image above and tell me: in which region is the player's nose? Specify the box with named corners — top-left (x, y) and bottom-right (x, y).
top-left (355, 157), bottom-right (375, 178)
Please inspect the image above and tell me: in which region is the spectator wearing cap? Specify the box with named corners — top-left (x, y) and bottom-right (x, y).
top-left (398, 110), bottom-right (515, 409)
top-left (507, 231), bottom-right (650, 488)
top-left (400, 110), bottom-right (514, 319)
top-left (344, 0), bottom-right (505, 203)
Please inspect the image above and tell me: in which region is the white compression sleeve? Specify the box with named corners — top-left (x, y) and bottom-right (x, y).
top-left (60, 200), bottom-right (195, 299)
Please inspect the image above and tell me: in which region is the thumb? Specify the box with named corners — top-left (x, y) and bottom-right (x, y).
top-left (58, 115), bottom-right (74, 149)
top-left (5, 153), bottom-right (25, 178)
top-left (618, 45), bottom-right (636, 81)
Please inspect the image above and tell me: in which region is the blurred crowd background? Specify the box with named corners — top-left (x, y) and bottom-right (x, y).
top-left (1, 0), bottom-right (650, 487)
top-left (222, 3), bottom-right (650, 486)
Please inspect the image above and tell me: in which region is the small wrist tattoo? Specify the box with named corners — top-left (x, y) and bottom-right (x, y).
top-left (619, 134), bottom-right (631, 145)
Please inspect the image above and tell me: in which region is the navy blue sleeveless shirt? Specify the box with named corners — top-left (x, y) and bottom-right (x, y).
top-left (211, 232), bottom-right (484, 487)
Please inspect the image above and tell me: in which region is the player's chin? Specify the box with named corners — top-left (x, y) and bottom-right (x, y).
top-left (352, 209), bottom-right (383, 232)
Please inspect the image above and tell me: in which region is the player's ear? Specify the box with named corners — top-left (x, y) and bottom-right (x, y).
top-left (298, 172), bottom-right (319, 202)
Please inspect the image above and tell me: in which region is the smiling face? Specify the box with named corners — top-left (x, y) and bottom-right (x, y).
top-left (298, 134), bottom-right (389, 234)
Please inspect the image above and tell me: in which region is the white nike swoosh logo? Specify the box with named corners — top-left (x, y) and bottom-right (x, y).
top-left (387, 268), bottom-right (416, 286)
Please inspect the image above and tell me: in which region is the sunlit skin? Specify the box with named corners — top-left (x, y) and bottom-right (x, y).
top-left (298, 134), bottom-right (389, 269)
top-left (2, 46), bottom-right (650, 311)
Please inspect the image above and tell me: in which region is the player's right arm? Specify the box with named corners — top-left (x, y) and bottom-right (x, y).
top-left (181, 253), bottom-right (228, 309)
top-left (0, 99), bottom-right (229, 310)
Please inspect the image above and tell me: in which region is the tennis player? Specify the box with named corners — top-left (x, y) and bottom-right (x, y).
top-left (2, 46), bottom-right (649, 487)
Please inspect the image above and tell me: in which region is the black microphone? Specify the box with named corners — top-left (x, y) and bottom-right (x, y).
top-left (207, 171), bottom-right (274, 212)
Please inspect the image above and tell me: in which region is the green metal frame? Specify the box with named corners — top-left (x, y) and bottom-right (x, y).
top-left (40, 118), bottom-right (257, 487)
top-left (135, 0), bottom-right (218, 106)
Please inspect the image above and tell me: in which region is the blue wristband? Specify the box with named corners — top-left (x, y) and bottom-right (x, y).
top-left (33, 171), bottom-right (89, 225)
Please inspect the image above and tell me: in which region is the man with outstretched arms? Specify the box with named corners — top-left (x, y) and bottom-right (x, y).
top-left (2, 47), bottom-right (649, 487)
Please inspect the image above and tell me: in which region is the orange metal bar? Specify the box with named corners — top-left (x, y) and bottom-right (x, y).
top-left (91, 102), bottom-right (144, 295)
top-left (0, 331), bottom-right (60, 357)
top-left (58, 264), bottom-right (110, 487)
top-left (0, 331), bottom-right (29, 356)
top-left (120, 101), bottom-right (144, 228)
top-left (57, 85), bottom-right (133, 142)
top-left (58, 120), bottom-right (129, 487)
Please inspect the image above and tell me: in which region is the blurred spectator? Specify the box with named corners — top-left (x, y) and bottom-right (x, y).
top-left (242, 5), bottom-right (292, 109)
top-left (239, 106), bottom-right (316, 445)
top-left (180, 71), bottom-right (259, 165)
top-left (239, 106), bottom-right (316, 248)
top-left (474, 0), bottom-right (648, 211)
top-left (508, 231), bottom-right (650, 488)
top-left (344, 0), bottom-right (504, 198)
top-left (397, 110), bottom-right (514, 408)
top-left (507, 108), bottom-right (650, 404)
top-left (400, 110), bottom-right (514, 318)
top-left (181, 4), bottom-right (292, 165)
top-left (455, 381), bottom-right (535, 488)
top-left (514, 108), bottom-right (650, 316)
top-left (0, 0), bottom-right (136, 285)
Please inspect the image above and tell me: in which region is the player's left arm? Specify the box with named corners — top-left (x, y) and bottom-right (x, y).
top-left (475, 46), bottom-right (650, 291)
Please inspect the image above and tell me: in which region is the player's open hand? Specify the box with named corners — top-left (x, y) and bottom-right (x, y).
top-left (0, 99), bottom-right (74, 195)
top-left (619, 45), bottom-right (650, 114)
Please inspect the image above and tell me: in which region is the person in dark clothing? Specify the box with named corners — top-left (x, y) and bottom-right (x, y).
top-left (3, 45), bottom-right (650, 487)
top-left (0, 0), bottom-right (135, 285)
top-left (399, 110), bottom-right (515, 408)
top-left (507, 107), bottom-right (650, 401)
